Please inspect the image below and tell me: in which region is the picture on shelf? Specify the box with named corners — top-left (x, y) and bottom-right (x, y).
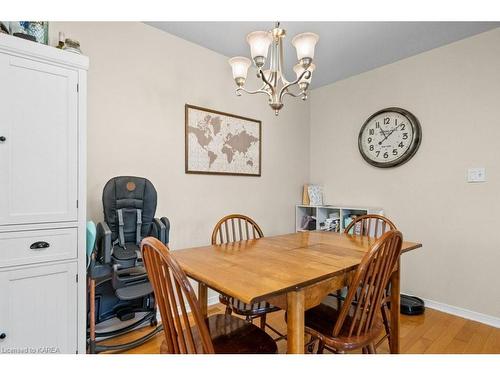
top-left (306, 185), bottom-right (323, 205)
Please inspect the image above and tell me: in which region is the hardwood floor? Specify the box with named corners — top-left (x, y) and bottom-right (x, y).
top-left (98, 304), bottom-right (500, 354)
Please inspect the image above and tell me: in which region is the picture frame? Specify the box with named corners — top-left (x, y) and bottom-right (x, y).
top-left (185, 104), bottom-right (262, 177)
top-left (10, 22), bottom-right (49, 45)
top-left (307, 185), bottom-right (323, 206)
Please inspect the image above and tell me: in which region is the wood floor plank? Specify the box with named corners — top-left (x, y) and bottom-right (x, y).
top-left (400, 309), bottom-right (443, 353)
top-left (405, 337), bottom-right (434, 354)
top-left (463, 323), bottom-right (493, 354)
top-left (424, 315), bottom-right (467, 353)
top-left (482, 328), bottom-right (500, 354)
top-left (442, 338), bottom-right (467, 354)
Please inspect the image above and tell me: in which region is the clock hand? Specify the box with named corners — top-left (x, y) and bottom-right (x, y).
top-left (378, 123), bottom-right (402, 145)
top-left (378, 130), bottom-right (391, 145)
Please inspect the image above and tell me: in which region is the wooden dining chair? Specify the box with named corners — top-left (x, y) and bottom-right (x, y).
top-left (344, 214), bottom-right (397, 238)
top-left (141, 237), bottom-right (277, 354)
top-left (343, 214), bottom-right (397, 349)
top-left (305, 230), bottom-right (403, 354)
top-left (211, 214), bottom-right (282, 338)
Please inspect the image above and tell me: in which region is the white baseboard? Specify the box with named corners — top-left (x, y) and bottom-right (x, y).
top-left (157, 294), bottom-right (221, 323)
top-left (415, 296), bottom-right (500, 328)
top-left (208, 295), bottom-right (220, 306)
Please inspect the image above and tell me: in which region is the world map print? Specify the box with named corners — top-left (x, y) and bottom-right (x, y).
top-left (186, 106), bottom-right (261, 176)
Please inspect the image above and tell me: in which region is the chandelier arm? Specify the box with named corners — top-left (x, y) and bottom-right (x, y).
top-left (258, 68), bottom-right (276, 95)
top-left (278, 70), bottom-right (311, 102)
top-left (281, 90), bottom-right (306, 99)
top-left (235, 86), bottom-right (272, 99)
top-left (254, 72), bottom-right (272, 92)
top-left (253, 80), bottom-right (271, 92)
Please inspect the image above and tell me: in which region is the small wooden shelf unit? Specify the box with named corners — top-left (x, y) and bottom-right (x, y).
top-left (295, 204), bottom-right (384, 233)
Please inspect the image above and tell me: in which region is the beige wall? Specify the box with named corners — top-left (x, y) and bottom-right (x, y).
top-left (48, 22), bottom-right (309, 248)
top-left (309, 28), bottom-right (500, 318)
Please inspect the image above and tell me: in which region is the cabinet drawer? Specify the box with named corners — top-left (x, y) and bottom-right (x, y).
top-left (0, 228), bottom-right (77, 268)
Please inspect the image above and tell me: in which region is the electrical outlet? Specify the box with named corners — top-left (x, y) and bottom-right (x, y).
top-left (467, 167), bottom-right (486, 183)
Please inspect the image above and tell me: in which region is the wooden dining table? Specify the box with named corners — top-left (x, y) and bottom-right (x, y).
top-left (172, 230), bottom-right (422, 354)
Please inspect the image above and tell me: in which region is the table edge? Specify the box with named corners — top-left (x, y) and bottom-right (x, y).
top-left (178, 240), bottom-right (423, 304)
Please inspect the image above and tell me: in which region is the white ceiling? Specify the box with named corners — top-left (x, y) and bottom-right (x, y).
top-left (146, 22), bottom-right (499, 88)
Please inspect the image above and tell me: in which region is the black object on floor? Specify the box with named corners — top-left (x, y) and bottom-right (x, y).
top-left (400, 294), bottom-right (425, 315)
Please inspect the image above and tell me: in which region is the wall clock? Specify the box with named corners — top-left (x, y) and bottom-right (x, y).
top-left (358, 107), bottom-right (422, 168)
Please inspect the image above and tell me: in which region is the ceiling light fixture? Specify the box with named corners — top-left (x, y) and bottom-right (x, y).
top-left (228, 22), bottom-right (319, 116)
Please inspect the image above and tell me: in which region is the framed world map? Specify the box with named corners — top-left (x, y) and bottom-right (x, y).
top-left (185, 104), bottom-right (262, 176)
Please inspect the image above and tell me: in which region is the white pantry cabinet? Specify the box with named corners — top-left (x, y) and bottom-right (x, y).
top-left (0, 34), bottom-right (88, 354)
top-left (0, 53), bottom-right (78, 225)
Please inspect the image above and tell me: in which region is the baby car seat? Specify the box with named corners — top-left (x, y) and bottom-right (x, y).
top-left (87, 176), bottom-right (170, 353)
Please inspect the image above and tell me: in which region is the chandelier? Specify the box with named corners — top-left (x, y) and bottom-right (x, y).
top-left (228, 22), bottom-right (319, 115)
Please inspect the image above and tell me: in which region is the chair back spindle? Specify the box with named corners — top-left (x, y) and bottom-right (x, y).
top-left (141, 237), bottom-right (215, 354)
top-left (344, 214), bottom-right (396, 238)
top-left (333, 230), bottom-right (403, 339)
top-left (211, 214), bottom-right (264, 245)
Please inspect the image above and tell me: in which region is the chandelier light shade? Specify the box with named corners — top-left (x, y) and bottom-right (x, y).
top-left (228, 56), bottom-right (251, 86)
top-left (246, 31), bottom-right (273, 67)
top-left (292, 32), bottom-right (320, 64)
top-left (229, 22), bottom-right (319, 115)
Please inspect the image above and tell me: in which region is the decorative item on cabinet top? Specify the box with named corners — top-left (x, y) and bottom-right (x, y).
top-left (0, 22), bottom-right (8, 35)
top-left (62, 38), bottom-right (82, 54)
top-left (185, 104), bottom-right (261, 177)
top-left (2, 22), bottom-right (49, 44)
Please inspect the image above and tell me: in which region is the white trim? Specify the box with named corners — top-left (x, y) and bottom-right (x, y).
top-left (415, 296), bottom-right (500, 328)
top-left (208, 294), bottom-right (220, 307)
top-left (157, 294), bottom-right (221, 323)
top-left (0, 34), bottom-right (89, 70)
top-left (76, 68), bottom-right (87, 354)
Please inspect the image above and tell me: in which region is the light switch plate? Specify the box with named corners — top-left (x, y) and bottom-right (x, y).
top-left (467, 167), bottom-right (486, 183)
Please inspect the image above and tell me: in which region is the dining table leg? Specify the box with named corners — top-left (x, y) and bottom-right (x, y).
top-left (287, 289), bottom-right (305, 354)
top-left (389, 260), bottom-right (401, 354)
top-left (198, 282), bottom-right (208, 320)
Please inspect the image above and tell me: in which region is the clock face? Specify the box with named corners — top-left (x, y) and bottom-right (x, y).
top-left (358, 107), bottom-right (422, 168)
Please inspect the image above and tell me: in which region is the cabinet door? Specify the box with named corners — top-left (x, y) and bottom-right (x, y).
top-left (0, 262), bottom-right (78, 354)
top-left (0, 53), bottom-right (78, 225)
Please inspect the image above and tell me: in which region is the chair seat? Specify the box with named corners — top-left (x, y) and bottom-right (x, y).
top-left (304, 302), bottom-right (383, 352)
top-left (160, 314), bottom-right (277, 354)
top-left (112, 243), bottom-right (139, 261)
top-left (220, 294), bottom-right (280, 316)
top-left (115, 282), bottom-right (152, 300)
